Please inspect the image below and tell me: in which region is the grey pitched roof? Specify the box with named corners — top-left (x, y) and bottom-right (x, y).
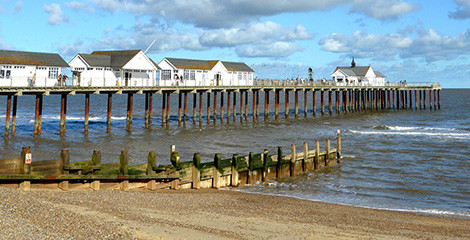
top-left (374, 71), bottom-right (386, 77)
top-left (221, 61), bottom-right (254, 72)
top-left (79, 54), bottom-right (111, 67)
top-left (91, 50), bottom-right (141, 68)
top-left (336, 66), bottom-right (370, 77)
top-left (0, 49), bottom-right (69, 67)
top-left (165, 58), bottom-right (218, 70)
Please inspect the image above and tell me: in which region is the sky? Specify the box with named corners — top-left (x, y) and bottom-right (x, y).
top-left (0, 0), bottom-right (469, 88)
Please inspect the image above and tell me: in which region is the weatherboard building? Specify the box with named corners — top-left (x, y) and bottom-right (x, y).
top-left (331, 58), bottom-right (386, 86)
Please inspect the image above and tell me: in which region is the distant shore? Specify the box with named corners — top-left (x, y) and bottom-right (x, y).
top-left (0, 187), bottom-right (468, 239)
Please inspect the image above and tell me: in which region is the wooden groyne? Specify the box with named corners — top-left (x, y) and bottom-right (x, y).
top-left (1, 81), bottom-right (441, 139)
top-left (0, 131), bottom-right (341, 191)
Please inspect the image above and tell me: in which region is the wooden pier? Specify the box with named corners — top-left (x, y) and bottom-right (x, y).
top-left (0, 131), bottom-right (341, 191)
top-left (0, 81), bottom-right (441, 138)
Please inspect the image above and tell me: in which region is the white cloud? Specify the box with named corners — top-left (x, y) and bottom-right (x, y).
top-left (0, 38), bottom-right (13, 50)
top-left (350, 0), bottom-right (420, 20)
top-left (44, 3), bottom-right (69, 25)
top-left (65, 1), bottom-right (95, 13)
top-left (200, 21), bottom-right (312, 47)
top-left (319, 28), bottom-right (470, 62)
top-left (235, 42), bottom-right (304, 58)
top-left (14, 1), bottom-right (23, 13)
top-left (449, 0), bottom-right (470, 19)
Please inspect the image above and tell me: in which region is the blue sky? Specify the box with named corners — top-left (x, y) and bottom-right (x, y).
top-left (1, 0), bottom-right (469, 88)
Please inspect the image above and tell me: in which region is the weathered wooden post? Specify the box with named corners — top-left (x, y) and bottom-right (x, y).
top-left (423, 90), bottom-right (426, 110)
top-left (213, 153), bottom-right (222, 188)
top-left (227, 92), bottom-right (231, 121)
top-left (220, 91), bottom-right (224, 123)
top-left (170, 146), bottom-right (180, 170)
top-left (342, 90), bottom-right (347, 113)
top-left (248, 152), bottom-right (255, 184)
top-left (337, 129), bottom-right (341, 164)
top-left (107, 93), bottom-right (112, 132)
top-left (199, 92), bottom-right (203, 123)
top-left (275, 90), bottom-right (280, 119)
top-left (265, 91), bottom-right (269, 119)
top-left (253, 91), bottom-right (256, 121)
top-left (304, 90), bottom-right (308, 117)
top-left (321, 90), bottom-right (325, 115)
top-left (419, 90), bottom-right (422, 110)
top-left (245, 90), bottom-right (248, 120)
top-left (162, 93), bottom-right (166, 125)
top-left (231, 154), bottom-right (239, 187)
top-left (11, 95), bottom-right (17, 136)
top-left (240, 91), bottom-right (244, 122)
top-left (126, 93), bottom-right (133, 132)
top-left (290, 144), bottom-right (296, 176)
top-left (119, 151), bottom-right (129, 191)
top-left (178, 92), bottom-right (182, 124)
top-left (193, 92), bottom-right (197, 124)
top-left (437, 89), bottom-right (441, 110)
top-left (148, 93), bottom-right (153, 128)
top-left (276, 147), bottom-right (283, 178)
top-left (433, 90), bottom-right (437, 110)
top-left (146, 152), bottom-right (157, 190)
top-left (262, 149), bottom-right (268, 182)
top-left (58, 149), bottom-right (70, 191)
top-left (414, 90), bottom-right (418, 110)
top-left (34, 94), bottom-right (42, 137)
top-left (294, 90), bottom-right (299, 118)
top-left (312, 90), bottom-right (316, 117)
top-left (145, 93), bottom-right (149, 128)
top-left (429, 90), bottom-right (433, 111)
top-left (19, 147), bottom-right (31, 190)
top-left (256, 90), bottom-right (260, 119)
top-left (166, 92), bottom-right (171, 123)
top-left (207, 92), bottom-right (211, 124)
top-left (192, 153), bottom-right (201, 189)
top-left (314, 140), bottom-right (320, 170)
top-left (303, 142), bottom-right (308, 172)
top-left (59, 94), bottom-right (67, 136)
top-left (285, 90), bottom-right (289, 118)
top-left (328, 90), bottom-right (333, 115)
top-left (233, 91), bottom-right (237, 122)
top-left (213, 92), bottom-right (217, 122)
top-left (409, 90), bottom-right (413, 110)
top-left (4, 95), bottom-right (11, 139)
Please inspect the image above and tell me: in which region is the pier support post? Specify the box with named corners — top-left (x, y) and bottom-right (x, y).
top-left (199, 92), bottom-right (203, 123)
top-left (5, 95), bottom-right (11, 140)
top-left (33, 95), bottom-right (43, 137)
top-left (240, 91), bottom-right (244, 122)
top-left (328, 90), bottom-right (333, 115)
top-left (409, 90), bottom-right (413, 110)
top-left (295, 90), bottom-right (299, 118)
top-left (275, 90), bottom-right (280, 119)
top-left (321, 90), bottom-right (325, 115)
top-left (429, 90), bottom-right (433, 111)
top-left (183, 92), bottom-right (188, 123)
top-left (423, 90), bottom-right (427, 110)
top-left (11, 96), bottom-right (17, 136)
top-left (126, 93), bottom-right (133, 132)
top-left (85, 93), bottom-right (90, 134)
top-left (193, 92), bottom-right (197, 124)
top-left (207, 92), bottom-right (211, 124)
top-left (290, 144), bottom-right (296, 176)
top-left (438, 90), bottom-right (441, 110)
top-left (245, 90), bottom-right (248, 120)
top-left (220, 92), bottom-right (224, 123)
top-left (265, 91), bottom-right (269, 119)
top-left (285, 90), bottom-right (289, 118)
top-left (314, 141), bottom-right (320, 170)
top-left (213, 92), bottom-right (217, 122)
top-left (253, 91), bottom-right (256, 121)
top-left (414, 90), bottom-right (418, 110)
top-left (233, 91), bottom-right (237, 122)
top-left (192, 153), bottom-right (201, 189)
top-left (304, 90), bottom-right (308, 117)
top-left (162, 93), bottom-right (166, 126)
top-left (227, 92), bottom-right (231, 121)
top-left (231, 154), bottom-right (239, 186)
top-left (433, 90), bottom-right (437, 110)
top-left (166, 92), bottom-right (170, 123)
top-left (313, 90), bottom-right (316, 117)
top-left (178, 92), bottom-right (182, 124)
top-left (145, 93), bottom-right (149, 128)
top-left (59, 94), bottom-right (67, 136)
top-left (256, 91), bottom-right (259, 119)
top-left (337, 129), bottom-right (341, 164)
top-left (149, 93), bottom-right (153, 128)
top-left (107, 93), bottom-right (112, 132)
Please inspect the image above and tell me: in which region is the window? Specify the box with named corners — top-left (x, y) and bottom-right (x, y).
top-left (243, 72), bottom-right (247, 80)
top-left (5, 70), bottom-right (11, 79)
top-left (184, 70), bottom-right (189, 80)
top-left (162, 70), bottom-right (171, 80)
top-left (190, 70), bottom-right (195, 80)
top-left (36, 67), bottom-right (47, 70)
top-left (48, 68), bottom-right (59, 79)
top-left (0, 70), bottom-right (4, 78)
top-left (203, 71), bottom-right (208, 80)
top-left (96, 68), bottom-right (103, 71)
top-left (238, 73), bottom-right (242, 80)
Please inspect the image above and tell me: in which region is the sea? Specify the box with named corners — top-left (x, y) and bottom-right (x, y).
top-left (0, 89), bottom-right (469, 219)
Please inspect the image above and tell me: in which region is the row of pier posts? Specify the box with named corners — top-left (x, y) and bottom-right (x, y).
top-left (3, 88), bottom-right (441, 138)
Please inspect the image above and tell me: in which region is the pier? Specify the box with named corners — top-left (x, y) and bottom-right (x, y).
top-left (1, 81), bottom-right (441, 138)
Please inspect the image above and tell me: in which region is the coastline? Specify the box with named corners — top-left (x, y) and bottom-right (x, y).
top-left (0, 187), bottom-right (468, 239)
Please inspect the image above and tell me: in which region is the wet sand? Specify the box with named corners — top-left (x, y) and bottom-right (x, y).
top-left (0, 187), bottom-right (468, 239)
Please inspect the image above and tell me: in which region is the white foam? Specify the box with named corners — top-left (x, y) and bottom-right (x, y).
top-left (386, 126), bottom-right (457, 131)
top-left (350, 130), bottom-right (470, 139)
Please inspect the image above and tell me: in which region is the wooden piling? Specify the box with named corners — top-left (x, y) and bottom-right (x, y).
top-left (240, 91), bottom-right (244, 122)
top-left (275, 90), bottom-right (280, 119)
top-left (285, 90), bottom-right (289, 118)
top-left (314, 141), bottom-right (320, 170)
top-left (162, 93), bottom-right (166, 125)
top-left (119, 151), bottom-right (129, 176)
top-left (248, 152), bottom-right (255, 184)
top-left (245, 90), bottom-right (248, 120)
top-left (192, 153), bottom-right (201, 189)
top-left (423, 90), bottom-right (427, 110)
top-left (227, 91), bottom-right (231, 121)
top-left (290, 144), bottom-right (296, 176)
top-left (433, 90), bottom-right (437, 110)
top-left (419, 90), bottom-right (422, 110)
top-left (326, 139), bottom-right (330, 166)
top-left (5, 95), bottom-right (11, 139)
top-left (304, 90), bottom-right (308, 117)
top-left (265, 91), bottom-right (269, 119)
top-left (148, 93), bottom-right (153, 128)
top-left (233, 91), bottom-right (237, 122)
top-left (429, 90), bottom-right (432, 111)
top-left (303, 142), bottom-right (308, 172)
top-left (60, 94), bottom-right (67, 136)
top-left (312, 90), bottom-right (316, 117)
top-left (295, 90), bottom-right (299, 118)
top-left (321, 90), bottom-right (325, 115)
top-left (107, 93), bottom-right (112, 132)
top-left (33, 95), bottom-right (42, 137)
top-left (11, 96), bottom-right (17, 136)
top-left (178, 92), bottom-right (182, 124)
top-left (256, 90), bottom-right (259, 119)
top-left (337, 129), bottom-right (341, 164)
top-left (437, 90), bottom-right (441, 110)
top-left (252, 91), bottom-right (256, 121)
top-left (414, 90), bottom-right (418, 110)
top-left (199, 92), bottom-right (203, 123)
top-left (166, 92), bottom-right (170, 123)
top-left (276, 147), bottom-right (283, 178)
top-left (328, 90), bottom-right (332, 115)
top-left (207, 92), bottom-right (211, 124)
top-left (220, 92), bottom-right (224, 123)
top-left (145, 93), bottom-right (149, 128)
top-left (193, 93), bottom-right (197, 124)
top-left (59, 150), bottom-right (70, 191)
top-left (231, 154), bottom-right (239, 187)
top-left (213, 92), bottom-right (217, 122)
top-left (84, 93), bottom-right (90, 134)
top-left (147, 151), bottom-right (157, 176)
top-left (126, 93), bottom-right (133, 132)
top-left (213, 153), bottom-right (221, 188)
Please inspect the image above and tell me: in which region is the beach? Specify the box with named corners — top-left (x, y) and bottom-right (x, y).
top-left (0, 187), bottom-right (468, 240)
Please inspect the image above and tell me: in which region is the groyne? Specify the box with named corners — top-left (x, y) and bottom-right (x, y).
top-left (0, 131), bottom-right (341, 191)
